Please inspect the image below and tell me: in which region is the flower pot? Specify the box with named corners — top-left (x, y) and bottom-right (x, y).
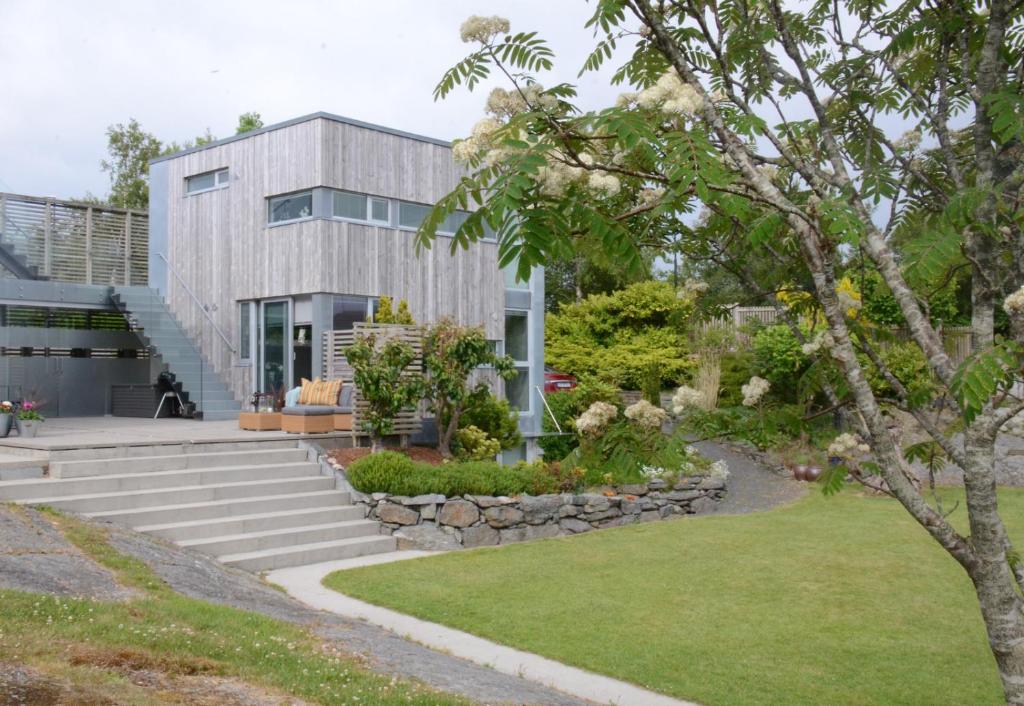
top-left (0, 413), bottom-right (12, 438)
top-left (804, 465), bottom-right (823, 482)
top-left (793, 464), bottom-right (808, 481)
top-left (16, 419), bottom-right (41, 438)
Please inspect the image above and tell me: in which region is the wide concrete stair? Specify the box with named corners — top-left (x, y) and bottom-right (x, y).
top-left (0, 441), bottom-right (395, 571)
top-left (110, 285), bottom-right (242, 421)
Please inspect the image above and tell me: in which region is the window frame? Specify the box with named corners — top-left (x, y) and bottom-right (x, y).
top-left (238, 301), bottom-right (253, 362)
top-left (503, 309), bottom-right (531, 415)
top-left (185, 168), bottom-right (229, 196)
top-left (267, 190), bottom-right (315, 226)
top-left (329, 190), bottom-right (392, 227)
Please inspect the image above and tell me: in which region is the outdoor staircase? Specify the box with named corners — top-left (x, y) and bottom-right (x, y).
top-left (0, 440), bottom-right (396, 571)
top-left (0, 236), bottom-right (46, 280)
top-left (110, 285), bottom-right (242, 421)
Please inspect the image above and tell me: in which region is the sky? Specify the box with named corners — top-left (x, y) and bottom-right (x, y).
top-left (0, 0), bottom-right (631, 202)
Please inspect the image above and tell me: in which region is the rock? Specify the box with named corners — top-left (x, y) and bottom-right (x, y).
top-left (620, 499), bottom-right (644, 515)
top-left (371, 492), bottom-right (389, 502)
top-left (438, 500), bottom-right (480, 528)
top-left (461, 524), bottom-right (500, 548)
top-left (659, 505), bottom-right (678, 518)
top-left (403, 494), bottom-right (446, 506)
top-left (639, 510), bottom-right (661, 523)
top-left (420, 504), bottom-right (438, 521)
top-left (558, 518), bottom-right (592, 534)
top-left (557, 504), bottom-right (579, 518)
top-left (584, 507), bottom-right (621, 522)
top-left (689, 496), bottom-right (717, 514)
top-left (484, 506), bottom-right (525, 528)
top-left (597, 515), bottom-right (637, 528)
top-left (698, 477), bottom-right (727, 491)
top-left (377, 503), bottom-right (420, 526)
top-left (500, 524), bottom-right (561, 544)
top-left (394, 524), bottom-right (461, 551)
top-left (520, 495), bottom-right (562, 524)
top-left (647, 479), bottom-right (668, 490)
top-left (667, 490), bottom-right (702, 502)
top-left (467, 495), bottom-right (515, 507)
top-left (673, 478), bottom-right (700, 490)
top-left (619, 483), bottom-right (648, 496)
top-left (579, 494), bottom-right (611, 513)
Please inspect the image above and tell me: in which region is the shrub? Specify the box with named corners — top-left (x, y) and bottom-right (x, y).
top-left (345, 451), bottom-right (564, 496)
top-left (453, 425), bottom-right (501, 461)
top-left (862, 341), bottom-right (937, 407)
top-left (457, 388), bottom-right (522, 450)
top-left (343, 334), bottom-right (423, 451)
top-left (538, 377), bottom-right (621, 461)
top-left (752, 325), bottom-right (810, 402)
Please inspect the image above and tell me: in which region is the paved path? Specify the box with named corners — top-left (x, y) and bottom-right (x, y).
top-left (693, 441), bottom-right (807, 514)
top-left (268, 553), bottom-right (700, 706)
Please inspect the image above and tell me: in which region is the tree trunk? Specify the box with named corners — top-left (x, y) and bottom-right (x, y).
top-left (964, 427), bottom-right (1024, 705)
top-left (437, 404), bottom-right (460, 459)
top-left (370, 435), bottom-right (383, 454)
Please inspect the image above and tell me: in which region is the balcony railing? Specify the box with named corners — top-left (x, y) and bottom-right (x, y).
top-left (0, 192), bottom-right (148, 285)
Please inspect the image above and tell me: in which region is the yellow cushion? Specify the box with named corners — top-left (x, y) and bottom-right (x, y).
top-left (300, 378), bottom-right (342, 406)
top-left (299, 378), bottom-right (319, 405)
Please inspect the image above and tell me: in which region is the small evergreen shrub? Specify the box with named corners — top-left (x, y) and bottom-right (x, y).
top-left (345, 452), bottom-right (564, 496)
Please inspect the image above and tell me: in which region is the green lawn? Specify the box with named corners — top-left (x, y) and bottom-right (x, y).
top-left (0, 509), bottom-right (468, 705)
top-left (325, 489), bottom-right (1024, 706)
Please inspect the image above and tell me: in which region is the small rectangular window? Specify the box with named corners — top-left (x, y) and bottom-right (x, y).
top-left (439, 210), bottom-right (469, 235)
top-left (332, 295), bottom-right (371, 330)
top-left (332, 191), bottom-right (367, 221)
top-left (507, 369), bottom-right (531, 413)
top-left (239, 302), bottom-right (251, 360)
top-left (268, 191), bottom-right (313, 223)
top-left (504, 312), bottom-right (529, 362)
top-left (370, 198), bottom-right (390, 224)
top-left (398, 202), bottom-right (431, 229)
top-left (186, 168), bottom-right (228, 194)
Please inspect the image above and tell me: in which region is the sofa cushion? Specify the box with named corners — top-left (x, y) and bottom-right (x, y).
top-left (332, 406), bottom-right (353, 414)
top-left (281, 405), bottom-right (334, 416)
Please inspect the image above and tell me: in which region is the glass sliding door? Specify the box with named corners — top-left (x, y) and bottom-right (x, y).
top-left (260, 300), bottom-right (290, 392)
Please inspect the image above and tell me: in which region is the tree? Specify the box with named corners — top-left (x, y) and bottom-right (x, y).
top-left (236, 111), bottom-right (264, 134)
top-left (422, 318), bottom-right (514, 457)
top-left (100, 119), bottom-right (162, 210)
top-left (344, 333), bottom-right (423, 452)
top-left (419, 6), bottom-right (1024, 700)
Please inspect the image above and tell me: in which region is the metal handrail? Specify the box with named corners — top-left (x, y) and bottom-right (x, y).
top-left (157, 252), bottom-right (236, 353)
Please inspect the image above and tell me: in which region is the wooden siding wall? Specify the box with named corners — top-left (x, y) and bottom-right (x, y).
top-left (161, 117), bottom-right (504, 401)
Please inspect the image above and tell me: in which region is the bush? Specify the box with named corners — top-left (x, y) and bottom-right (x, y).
top-left (457, 388), bottom-right (522, 450)
top-left (862, 341), bottom-right (937, 407)
top-left (715, 352), bottom-right (754, 407)
top-left (538, 377), bottom-right (621, 461)
top-left (346, 451), bottom-right (564, 496)
top-left (752, 325), bottom-right (810, 402)
top-left (453, 425), bottom-right (501, 461)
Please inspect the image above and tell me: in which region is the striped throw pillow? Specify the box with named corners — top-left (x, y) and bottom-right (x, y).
top-left (309, 379), bottom-right (343, 406)
top-left (298, 378), bottom-right (318, 405)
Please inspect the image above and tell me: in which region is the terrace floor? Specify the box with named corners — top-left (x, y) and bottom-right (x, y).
top-left (0, 416), bottom-right (354, 455)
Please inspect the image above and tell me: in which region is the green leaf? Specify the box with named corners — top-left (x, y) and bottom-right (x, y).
top-left (950, 343), bottom-right (1019, 424)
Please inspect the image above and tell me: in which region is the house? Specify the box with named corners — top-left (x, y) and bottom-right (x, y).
top-left (147, 112), bottom-right (545, 460)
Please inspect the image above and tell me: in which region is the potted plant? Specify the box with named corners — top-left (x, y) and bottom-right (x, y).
top-left (15, 400), bottom-right (45, 438)
top-left (0, 401), bottom-right (13, 438)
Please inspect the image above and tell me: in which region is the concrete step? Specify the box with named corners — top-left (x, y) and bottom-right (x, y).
top-left (19, 476), bottom-right (337, 513)
top-left (46, 439), bottom-right (300, 463)
top-left (198, 409), bottom-right (241, 422)
top-left (136, 505), bottom-right (364, 541)
top-left (220, 534), bottom-right (397, 572)
top-left (88, 490), bottom-right (351, 526)
top-left (180, 519), bottom-right (380, 555)
top-left (52, 447), bottom-right (310, 478)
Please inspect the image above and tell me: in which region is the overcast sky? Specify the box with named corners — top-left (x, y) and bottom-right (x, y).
top-left (0, 1), bottom-right (631, 202)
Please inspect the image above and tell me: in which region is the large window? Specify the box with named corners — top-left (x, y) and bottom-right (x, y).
top-left (331, 295), bottom-right (378, 330)
top-left (268, 191), bottom-right (313, 224)
top-left (398, 202), bottom-right (431, 229)
top-left (438, 210), bottom-right (469, 235)
top-left (186, 168), bottom-right (229, 194)
top-left (504, 311), bottom-right (530, 413)
top-left (332, 190), bottom-right (390, 225)
top-left (238, 302), bottom-right (252, 361)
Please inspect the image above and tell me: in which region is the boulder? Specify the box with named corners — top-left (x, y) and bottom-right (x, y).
top-left (461, 524), bottom-right (500, 548)
top-left (667, 490), bottom-right (702, 502)
top-left (639, 510), bottom-right (661, 523)
top-left (584, 507), bottom-right (622, 522)
top-left (673, 478), bottom-right (701, 490)
top-left (377, 503), bottom-right (420, 526)
top-left (438, 500), bottom-right (480, 528)
top-left (647, 479), bottom-right (668, 491)
top-left (619, 483), bottom-right (648, 496)
top-left (420, 504), bottom-right (438, 521)
top-left (698, 477), bottom-right (727, 491)
top-left (520, 495), bottom-right (563, 524)
top-left (557, 504), bottom-right (579, 518)
top-left (467, 495), bottom-right (515, 507)
top-left (689, 496), bottom-right (718, 514)
top-left (402, 494), bottom-right (446, 506)
top-left (558, 518), bottom-right (592, 534)
top-left (620, 499), bottom-right (644, 514)
top-left (500, 524), bottom-right (561, 544)
top-left (484, 506), bottom-right (525, 528)
top-left (394, 524), bottom-right (461, 551)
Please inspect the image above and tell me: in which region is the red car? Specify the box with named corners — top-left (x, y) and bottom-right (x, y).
top-left (544, 368), bottom-right (577, 393)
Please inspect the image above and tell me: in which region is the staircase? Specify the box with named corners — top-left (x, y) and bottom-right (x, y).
top-left (0, 440), bottom-right (396, 571)
top-left (111, 285), bottom-right (241, 421)
top-left (0, 229), bottom-right (46, 280)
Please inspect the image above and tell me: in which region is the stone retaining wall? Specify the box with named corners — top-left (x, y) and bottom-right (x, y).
top-left (353, 476), bottom-right (727, 551)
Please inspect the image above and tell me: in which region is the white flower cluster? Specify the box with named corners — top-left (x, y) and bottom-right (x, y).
top-left (801, 330), bottom-right (835, 355)
top-left (624, 400), bottom-right (669, 429)
top-left (460, 15), bottom-right (510, 43)
top-left (588, 172), bottom-right (622, 197)
top-left (638, 187), bottom-right (665, 207)
top-left (451, 117), bottom-right (505, 164)
top-left (485, 85), bottom-right (557, 119)
top-left (677, 279), bottom-right (709, 301)
top-left (641, 464), bottom-right (666, 479)
top-left (827, 432), bottom-right (870, 460)
top-left (575, 401), bottom-right (619, 436)
top-left (672, 385), bottom-right (704, 415)
top-left (1004, 285), bottom-right (1024, 315)
top-left (635, 70), bottom-right (704, 116)
top-left (709, 459), bottom-right (730, 480)
top-left (741, 376), bottom-right (770, 407)
top-left (894, 129), bottom-right (922, 153)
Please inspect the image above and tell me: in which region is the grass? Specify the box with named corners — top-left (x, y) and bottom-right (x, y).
top-left (325, 489), bottom-right (1024, 706)
top-left (1, 508), bottom-right (469, 705)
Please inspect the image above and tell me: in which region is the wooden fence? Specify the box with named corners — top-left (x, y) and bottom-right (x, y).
top-left (695, 306), bottom-right (974, 366)
top-left (0, 192), bottom-right (148, 285)
top-left (322, 323), bottom-right (423, 437)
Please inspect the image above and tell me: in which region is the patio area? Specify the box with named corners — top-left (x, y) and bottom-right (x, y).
top-left (0, 416), bottom-right (355, 455)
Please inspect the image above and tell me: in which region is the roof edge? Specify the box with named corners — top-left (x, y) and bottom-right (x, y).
top-left (150, 111), bottom-right (453, 164)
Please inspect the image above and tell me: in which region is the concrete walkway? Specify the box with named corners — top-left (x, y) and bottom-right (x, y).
top-left (268, 552), bottom-right (700, 706)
